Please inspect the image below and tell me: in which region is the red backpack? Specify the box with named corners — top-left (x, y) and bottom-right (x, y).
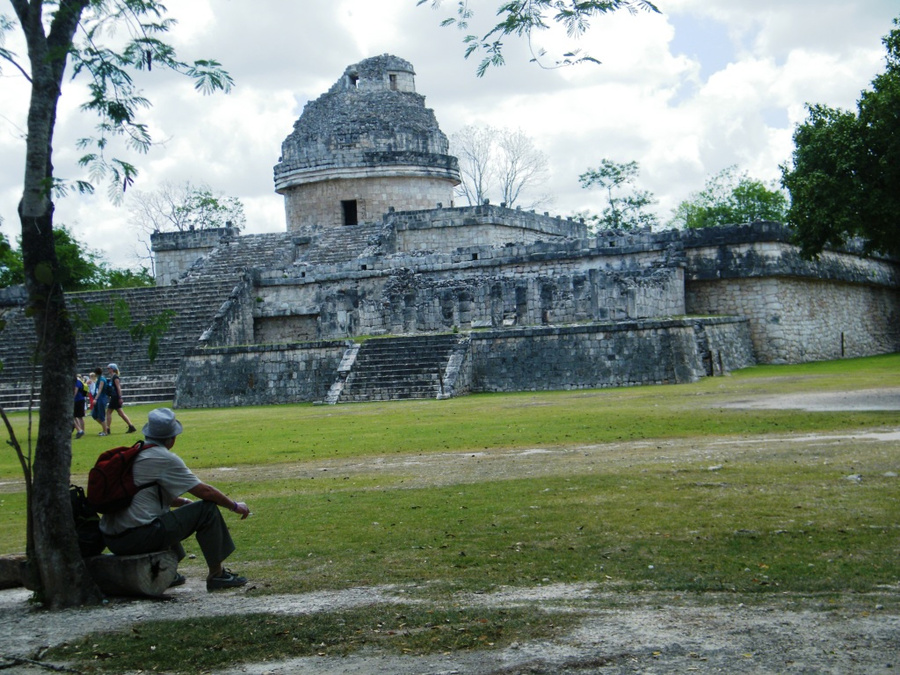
top-left (87, 441), bottom-right (160, 513)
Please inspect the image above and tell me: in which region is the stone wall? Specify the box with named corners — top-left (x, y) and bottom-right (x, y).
top-left (151, 228), bottom-right (238, 286)
top-left (687, 277), bottom-right (900, 363)
top-left (282, 173), bottom-right (455, 230)
top-left (175, 340), bottom-right (349, 408)
top-left (387, 204), bottom-right (589, 253)
top-left (252, 233), bottom-right (686, 341)
top-left (682, 222), bottom-right (900, 363)
top-left (173, 317), bottom-right (753, 408)
top-left (467, 318), bottom-right (753, 393)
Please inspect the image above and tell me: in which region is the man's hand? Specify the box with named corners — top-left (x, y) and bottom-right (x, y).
top-left (233, 501), bottom-right (250, 519)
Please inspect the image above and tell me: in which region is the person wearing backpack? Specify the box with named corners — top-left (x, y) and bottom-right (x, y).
top-left (105, 363), bottom-right (137, 434)
top-left (90, 367), bottom-right (110, 436)
top-left (98, 407), bottom-right (251, 591)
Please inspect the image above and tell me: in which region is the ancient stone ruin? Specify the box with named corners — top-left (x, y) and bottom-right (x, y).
top-left (0, 54), bottom-right (897, 409)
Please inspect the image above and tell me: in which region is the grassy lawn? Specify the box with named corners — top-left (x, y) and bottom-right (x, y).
top-left (1, 354), bottom-right (898, 672)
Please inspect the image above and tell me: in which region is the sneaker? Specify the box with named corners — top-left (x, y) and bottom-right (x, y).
top-left (126, 425), bottom-right (137, 433)
top-left (206, 568), bottom-right (247, 591)
top-left (75, 431), bottom-right (84, 439)
top-left (169, 573), bottom-right (187, 588)
top-left (98, 432), bottom-right (107, 437)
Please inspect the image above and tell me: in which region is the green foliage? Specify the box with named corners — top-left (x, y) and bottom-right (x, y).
top-left (0, 228), bottom-right (154, 291)
top-left (105, 266), bottom-right (154, 288)
top-left (578, 159), bottom-right (658, 230)
top-left (781, 17), bottom-right (900, 258)
top-left (4, 0), bottom-right (232, 609)
top-left (670, 166), bottom-right (788, 229)
top-left (52, 226), bottom-right (105, 291)
top-left (2, 2), bottom-right (233, 200)
top-left (65, 298), bottom-right (173, 362)
top-left (0, 232), bottom-right (23, 287)
top-left (419, 0), bottom-right (660, 76)
top-left (65, 3), bottom-right (233, 199)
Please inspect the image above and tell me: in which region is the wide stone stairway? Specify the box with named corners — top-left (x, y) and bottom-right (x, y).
top-left (296, 222), bottom-right (383, 266)
top-left (180, 232), bottom-right (296, 281)
top-left (0, 278), bottom-right (239, 410)
top-left (331, 334), bottom-right (467, 403)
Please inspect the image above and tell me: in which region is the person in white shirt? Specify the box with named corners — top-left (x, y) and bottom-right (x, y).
top-left (100, 408), bottom-right (251, 591)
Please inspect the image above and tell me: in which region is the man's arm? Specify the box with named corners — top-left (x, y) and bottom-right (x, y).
top-left (187, 482), bottom-right (250, 519)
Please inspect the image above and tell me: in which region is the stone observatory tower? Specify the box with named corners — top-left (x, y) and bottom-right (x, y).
top-left (274, 54), bottom-right (460, 230)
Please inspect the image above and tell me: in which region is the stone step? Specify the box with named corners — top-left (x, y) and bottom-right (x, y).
top-left (0, 277), bottom-right (238, 406)
top-left (334, 334), bottom-right (464, 403)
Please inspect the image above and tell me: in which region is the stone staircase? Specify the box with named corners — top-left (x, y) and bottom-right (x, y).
top-left (0, 278), bottom-right (239, 410)
top-left (332, 333), bottom-right (467, 403)
top-left (296, 222), bottom-right (383, 266)
top-left (181, 232), bottom-right (296, 281)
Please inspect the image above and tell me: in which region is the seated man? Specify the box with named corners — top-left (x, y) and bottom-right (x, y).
top-left (100, 407), bottom-right (251, 591)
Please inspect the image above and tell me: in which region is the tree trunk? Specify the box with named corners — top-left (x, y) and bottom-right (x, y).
top-left (20, 206), bottom-right (104, 609)
top-left (14, 0), bottom-right (103, 608)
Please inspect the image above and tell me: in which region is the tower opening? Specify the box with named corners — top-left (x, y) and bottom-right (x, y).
top-left (342, 200), bottom-right (359, 225)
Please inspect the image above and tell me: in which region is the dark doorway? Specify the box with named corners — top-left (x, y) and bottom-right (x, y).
top-left (342, 200), bottom-right (359, 225)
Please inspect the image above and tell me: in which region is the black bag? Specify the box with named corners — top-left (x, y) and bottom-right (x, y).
top-left (70, 484), bottom-right (105, 557)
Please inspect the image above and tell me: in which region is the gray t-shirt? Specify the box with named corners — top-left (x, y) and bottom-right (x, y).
top-left (99, 442), bottom-right (201, 535)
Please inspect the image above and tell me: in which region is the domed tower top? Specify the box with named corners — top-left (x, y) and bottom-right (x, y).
top-left (330, 54), bottom-right (417, 94)
top-left (274, 54), bottom-right (460, 230)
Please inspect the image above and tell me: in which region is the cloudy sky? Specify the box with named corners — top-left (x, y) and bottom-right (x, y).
top-left (0, 1), bottom-right (897, 269)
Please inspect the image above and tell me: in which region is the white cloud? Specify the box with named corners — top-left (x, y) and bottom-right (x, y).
top-left (0, 1), bottom-right (897, 265)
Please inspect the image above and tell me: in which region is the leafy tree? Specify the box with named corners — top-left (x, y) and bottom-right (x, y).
top-left (0, 232), bottom-right (24, 287)
top-left (419, 0), bottom-right (660, 76)
top-left (105, 266), bottom-right (153, 289)
top-left (579, 159), bottom-right (658, 230)
top-left (781, 17), bottom-right (900, 258)
top-left (0, 227), bottom-right (154, 290)
top-left (451, 125), bottom-right (552, 209)
top-left (130, 181), bottom-right (247, 233)
top-left (670, 166), bottom-right (788, 229)
top-left (1, 0), bottom-right (231, 608)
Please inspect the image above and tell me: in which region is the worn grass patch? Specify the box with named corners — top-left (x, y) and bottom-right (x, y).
top-left (46, 604), bottom-right (579, 673)
top-left (1, 354), bottom-right (898, 480)
top-left (182, 442), bottom-right (899, 597)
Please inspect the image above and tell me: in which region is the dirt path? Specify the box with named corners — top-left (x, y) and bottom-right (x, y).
top-left (1, 389), bottom-right (898, 673)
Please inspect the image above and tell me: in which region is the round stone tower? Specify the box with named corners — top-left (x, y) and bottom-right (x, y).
top-left (274, 54), bottom-right (460, 230)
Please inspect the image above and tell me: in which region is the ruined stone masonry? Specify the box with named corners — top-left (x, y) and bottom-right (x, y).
top-left (0, 55), bottom-right (896, 409)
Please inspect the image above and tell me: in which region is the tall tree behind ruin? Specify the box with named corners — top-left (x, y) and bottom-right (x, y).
top-left (1, 0), bottom-right (231, 609)
top-left (451, 125), bottom-right (552, 210)
top-left (579, 159), bottom-right (659, 231)
top-left (669, 166), bottom-right (788, 230)
top-left (130, 181), bottom-right (247, 234)
top-left (781, 16), bottom-right (900, 258)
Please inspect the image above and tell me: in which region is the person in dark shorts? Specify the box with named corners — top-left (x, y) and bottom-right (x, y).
top-left (90, 367), bottom-right (109, 436)
top-left (105, 363), bottom-right (137, 434)
top-left (73, 376), bottom-right (86, 439)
